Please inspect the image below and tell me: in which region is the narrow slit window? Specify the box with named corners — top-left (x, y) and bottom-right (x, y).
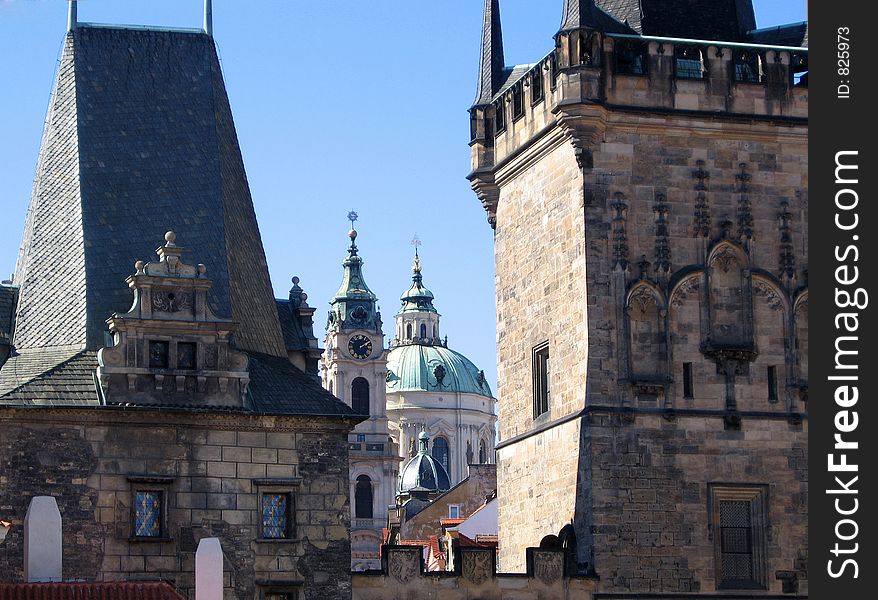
top-left (530, 70), bottom-right (543, 105)
top-left (683, 362), bottom-right (694, 399)
top-left (533, 341), bottom-right (550, 418)
top-left (767, 366), bottom-right (778, 402)
top-left (512, 84), bottom-right (524, 120)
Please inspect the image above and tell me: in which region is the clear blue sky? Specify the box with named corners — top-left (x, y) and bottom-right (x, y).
top-left (0, 1), bottom-right (807, 392)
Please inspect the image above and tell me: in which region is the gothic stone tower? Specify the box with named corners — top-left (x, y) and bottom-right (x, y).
top-left (322, 226), bottom-right (400, 571)
top-left (469, 0), bottom-right (808, 594)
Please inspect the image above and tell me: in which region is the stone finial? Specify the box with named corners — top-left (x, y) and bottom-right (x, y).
top-left (164, 231), bottom-right (177, 246)
top-left (196, 537), bottom-right (224, 600)
top-left (24, 496), bottom-right (62, 582)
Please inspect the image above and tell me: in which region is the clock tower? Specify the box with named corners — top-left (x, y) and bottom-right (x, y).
top-left (322, 215), bottom-right (400, 570)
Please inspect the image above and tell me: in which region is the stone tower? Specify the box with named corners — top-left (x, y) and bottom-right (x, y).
top-left (322, 224), bottom-right (400, 571)
top-left (469, 0), bottom-right (808, 595)
top-left (1, 8), bottom-right (361, 598)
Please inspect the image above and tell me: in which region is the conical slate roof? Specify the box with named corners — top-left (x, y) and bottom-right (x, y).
top-left (11, 25), bottom-right (286, 357)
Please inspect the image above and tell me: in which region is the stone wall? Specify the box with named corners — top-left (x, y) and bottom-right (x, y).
top-left (353, 545), bottom-right (596, 600)
top-left (0, 408), bottom-right (353, 600)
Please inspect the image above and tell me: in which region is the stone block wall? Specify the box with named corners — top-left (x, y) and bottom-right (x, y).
top-left (0, 408), bottom-right (353, 600)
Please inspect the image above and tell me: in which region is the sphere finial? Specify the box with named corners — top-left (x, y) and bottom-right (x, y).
top-left (164, 231), bottom-right (177, 245)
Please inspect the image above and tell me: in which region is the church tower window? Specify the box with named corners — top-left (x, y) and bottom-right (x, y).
top-left (355, 475), bottom-right (373, 519)
top-left (432, 436), bottom-right (450, 475)
top-left (420, 324), bottom-right (427, 339)
top-left (767, 366), bottom-right (778, 402)
top-left (479, 439), bottom-right (487, 464)
top-left (351, 377), bottom-right (370, 415)
top-left (533, 341), bottom-right (550, 418)
top-left (406, 323), bottom-right (412, 339)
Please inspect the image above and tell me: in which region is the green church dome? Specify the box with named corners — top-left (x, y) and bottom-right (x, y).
top-left (385, 343), bottom-right (494, 398)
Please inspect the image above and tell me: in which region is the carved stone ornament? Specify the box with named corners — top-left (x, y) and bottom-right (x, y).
top-left (753, 280), bottom-right (783, 311)
top-left (389, 549), bottom-right (419, 583)
top-left (671, 276), bottom-right (700, 308)
top-left (462, 551), bottom-right (492, 585)
top-left (152, 289), bottom-right (194, 313)
top-left (533, 551), bottom-right (563, 585)
top-left (629, 286), bottom-right (658, 314)
top-left (711, 245), bottom-right (739, 274)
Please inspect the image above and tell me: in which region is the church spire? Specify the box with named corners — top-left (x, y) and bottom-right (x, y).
top-left (473, 0), bottom-right (505, 106)
top-left (328, 213), bottom-right (380, 333)
top-left (559, 0), bottom-right (600, 32)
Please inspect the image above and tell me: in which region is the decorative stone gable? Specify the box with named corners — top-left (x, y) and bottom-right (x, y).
top-left (97, 232), bottom-right (249, 407)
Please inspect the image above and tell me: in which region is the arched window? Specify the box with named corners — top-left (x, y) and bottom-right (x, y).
top-left (479, 440), bottom-right (487, 464)
top-left (355, 475), bottom-right (373, 519)
top-left (420, 324), bottom-right (427, 339)
top-left (433, 325), bottom-right (437, 338)
top-left (406, 323), bottom-right (412, 339)
top-left (351, 377), bottom-right (369, 415)
top-left (328, 381), bottom-right (333, 396)
top-left (432, 437), bottom-right (450, 475)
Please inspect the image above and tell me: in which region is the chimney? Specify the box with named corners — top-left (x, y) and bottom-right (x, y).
top-left (24, 496), bottom-right (62, 582)
top-left (195, 537), bottom-right (223, 600)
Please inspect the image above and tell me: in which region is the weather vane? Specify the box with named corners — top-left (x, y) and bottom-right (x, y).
top-left (411, 235), bottom-right (421, 253)
top-left (347, 210), bottom-right (358, 229)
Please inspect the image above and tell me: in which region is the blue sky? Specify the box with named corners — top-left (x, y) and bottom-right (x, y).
top-left (0, 1), bottom-right (807, 391)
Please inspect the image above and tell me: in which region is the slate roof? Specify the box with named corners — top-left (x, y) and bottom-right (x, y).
top-left (245, 352), bottom-right (359, 417)
top-left (0, 582), bottom-right (186, 600)
top-left (276, 299), bottom-right (310, 352)
top-left (474, 0), bottom-right (505, 106)
top-left (635, 0), bottom-right (756, 42)
top-left (560, 0), bottom-right (637, 34)
top-left (597, 0), bottom-right (643, 33)
top-left (748, 22), bottom-right (808, 47)
top-left (0, 284), bottom-right (16, 343)
top-left (0, 349), bottom-right (99, 406)
top-left (0, 348), bottom-right (356, 418)
top-left (12, 25), bottom-right (286, 357)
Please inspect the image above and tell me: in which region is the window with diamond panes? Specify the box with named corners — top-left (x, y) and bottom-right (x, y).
top-left (710, 485), bottom-right (767, 590)
top-left (261, 493), bottom-right (292, 539)
top-left (134, 491), bottom-right (163, 537)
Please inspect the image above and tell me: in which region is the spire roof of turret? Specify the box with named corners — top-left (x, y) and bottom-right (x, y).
top-left (399, 250), bottom-right (437, 314)
top-left (473, 0), bottom-right (506, 106)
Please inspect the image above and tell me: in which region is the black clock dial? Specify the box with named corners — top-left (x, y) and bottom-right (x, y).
top-left (348, 335), bottom-right (373, 360)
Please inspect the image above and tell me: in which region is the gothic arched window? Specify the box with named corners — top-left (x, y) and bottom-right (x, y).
top-left (355, 475), bottom-right (373, 519)
top-left (432, 436), bottom-right (450, 475)
top-left (351, 377), bottom-right (369, 415)
top-left (420, 324), bottom-right (427, 339)
top-left (479, 439), bottom-right (487, 464)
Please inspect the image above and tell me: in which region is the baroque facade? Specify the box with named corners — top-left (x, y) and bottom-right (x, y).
top-left (0, 10), bottom-right (359, 600)
top-left (322, 232), bottom-right (496, 571)
top-left (468, 0), bottom-right (808, 595)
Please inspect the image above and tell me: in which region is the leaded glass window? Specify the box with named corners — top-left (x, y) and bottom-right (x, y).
top-left (710, 485), bottom-right (768, 590)
top-left (134, 491), bottom-right (162, 537)
top-left (261, 493), bottom-right (291, 539)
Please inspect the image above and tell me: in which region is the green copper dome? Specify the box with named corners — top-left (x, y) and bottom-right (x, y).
top-left (385, 344), bottom-right (494, 398)
top-left (398, 431), bottom-right (451, 495)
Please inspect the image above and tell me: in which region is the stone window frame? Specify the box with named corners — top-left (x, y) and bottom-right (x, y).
top-left (493, 99), bottom-right (506, 135)
top-left (256, 580), bottom-right (302, 600)
top-left (682, 362), bottom-right (694, 399)
top-left (532, 341), bottom-right (550, 420)
top-left (530, 69), bottom-right (544, 106)
top-left (127, 475), bottom-right (174, 542)
top-left (767, 365), bottom-right (778, 402)
top-left (707, 483), bottom-right (770, 591)
top-left (254, 478), bottom-right (302, 543)
top-left (511, 83), bottom-right (525, 121)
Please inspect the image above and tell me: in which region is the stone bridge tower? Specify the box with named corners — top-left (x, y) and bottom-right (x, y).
top-left (469, 0), bottom-right (808, 595)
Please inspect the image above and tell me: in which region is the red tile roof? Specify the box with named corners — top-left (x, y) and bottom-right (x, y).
top-left (0, 582), bottom-right (186, 600)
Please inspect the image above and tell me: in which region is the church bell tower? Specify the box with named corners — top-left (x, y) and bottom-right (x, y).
top-left (322, 213), bottom-right (400, 571)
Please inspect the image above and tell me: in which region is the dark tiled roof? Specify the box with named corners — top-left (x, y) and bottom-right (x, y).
top-left (0, 285), bottom-right (16, 342)
top-left (0, 349), bottom-right (99, 406)
top-left (246, 352), bottom-right (360, 418)
top-left (560, 0), bottom-right (636, 34)
top-left (598, 0), bottom-right (643, 32)
top-left (748, 22), bottom-right (808, 47)
top-left (0, 581), bottom-right (186, 599)
top-left (275, 299), bottom-right (309, 352)
top-left (474, 0), bottom-right (505, 105)
top-left (493, 65), bottom-right (534, 101)
top-left (12, 25), bottom-right (286, 357)
top-left (637, 0), bottom-right (756, 42)
top-left (0, 347), bottom-right (355, 418)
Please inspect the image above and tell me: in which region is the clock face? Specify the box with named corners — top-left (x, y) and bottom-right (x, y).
top-left (348, 335), bottom-right (373, 360)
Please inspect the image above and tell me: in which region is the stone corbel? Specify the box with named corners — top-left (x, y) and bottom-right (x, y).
top-left (470, 174), bottom-right (500, 230)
